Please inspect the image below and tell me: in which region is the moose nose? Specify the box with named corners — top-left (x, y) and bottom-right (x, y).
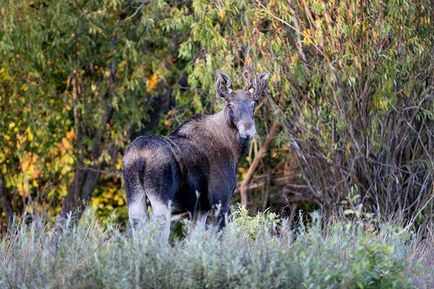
top-left (237, 121), bottom-right (256, 139)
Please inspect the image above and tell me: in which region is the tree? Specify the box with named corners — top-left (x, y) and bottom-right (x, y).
top-left (0, 0), bottom-right (192, 224)
top-left (1, 0), bottom-right (432, 234)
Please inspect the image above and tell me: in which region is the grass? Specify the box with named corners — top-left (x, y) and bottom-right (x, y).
top-left (0, 209), bottom-right (433, 289)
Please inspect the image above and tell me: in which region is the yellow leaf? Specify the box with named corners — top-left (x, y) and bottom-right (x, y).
top-left (290, 54), bottom-right (299, 63)
top-left (115, 160), bottom-right (122, 170)
top-left (146, 73), bottom-right (159, 93)
top-left (218, 8), bottom-right (225, 19)
top-left (66, 129), bottom-right (76, 140)
top-left (21, 84), bottom-right (29, 91)
top-left (61, 138), bottom-right (71, 150)
top-left (22, 153), bottom-right (32, 172)
top-left (17, 181), bottom-right (27, 196)
top-left (22, 152), bottom-right (40, 179)
top-left (26, 127), bottom-right (34, 142)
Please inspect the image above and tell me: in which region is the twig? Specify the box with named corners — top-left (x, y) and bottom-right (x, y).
top-left (240, 121), bottom-right (279, 207)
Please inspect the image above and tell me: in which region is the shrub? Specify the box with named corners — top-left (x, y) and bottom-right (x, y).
top-left (0, 210), bottom-right (429, 289)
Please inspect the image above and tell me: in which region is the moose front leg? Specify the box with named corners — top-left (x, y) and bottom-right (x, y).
top-left (210, 202), bottom-right (230, 230)
top-left (218, 204), bottom-right (230, 230)
top-left (209, 192), bottom-right (231, 230)
top-left (208, 170), bottom-right (236, 230)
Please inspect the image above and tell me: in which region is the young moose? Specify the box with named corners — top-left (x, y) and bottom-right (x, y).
top-left (123, 70), bottom-right (270, 239)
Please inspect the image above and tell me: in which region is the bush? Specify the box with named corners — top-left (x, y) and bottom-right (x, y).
top-left (0, 210), bottom-right (429, 289)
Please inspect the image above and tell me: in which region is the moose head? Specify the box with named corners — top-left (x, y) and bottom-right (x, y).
top-left (216, 70), bottom-right (270, 139)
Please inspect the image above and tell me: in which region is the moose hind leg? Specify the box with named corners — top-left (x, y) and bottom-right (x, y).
top-left (195, 211), bottom-right (208, 228)
top-left (128, 194), bottom-right (148, 230)
top-left (147, 194), bottom-right (171, 243)
top-left (124, 164), bottom-right (148, 230)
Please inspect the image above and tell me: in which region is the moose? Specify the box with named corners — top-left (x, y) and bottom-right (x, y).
top-left (123, 70), bottom-right (270, 240)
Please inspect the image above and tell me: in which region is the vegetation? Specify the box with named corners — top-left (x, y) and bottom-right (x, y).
top-left (0, 0), bottom-right (433, 287)
top-left (1, 209), bottom-right (433, 289)
top-left (1, 0), bottom-right (432, 231)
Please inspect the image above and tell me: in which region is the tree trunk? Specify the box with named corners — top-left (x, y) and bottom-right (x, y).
top-left (0, 173), bottom-right (13, 231)
top-left (60, 165), bottom-right (102, 220)
top-left (60, 100), bottom-right (113, 221)
top-left (59, 32), bottom-right (119, 222)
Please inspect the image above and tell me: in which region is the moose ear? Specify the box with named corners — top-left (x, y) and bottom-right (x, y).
top-left (216, 70), bottom-right (233, 101)
top-left (250, 72), bottom-right (270, 100)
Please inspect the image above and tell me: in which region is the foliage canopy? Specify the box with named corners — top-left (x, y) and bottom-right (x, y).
top-left (0, 0), bottom-right (432, 233)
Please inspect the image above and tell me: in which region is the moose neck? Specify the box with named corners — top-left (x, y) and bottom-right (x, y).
top-left (208, 107), bottom-right (249, 162)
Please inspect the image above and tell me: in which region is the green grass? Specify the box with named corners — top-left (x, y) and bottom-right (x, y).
top-left (1, 209), bottom-right (432, 289)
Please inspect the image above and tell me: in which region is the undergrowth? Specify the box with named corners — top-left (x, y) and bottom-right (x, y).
top-left (0, 209), bottom-right (433, 289)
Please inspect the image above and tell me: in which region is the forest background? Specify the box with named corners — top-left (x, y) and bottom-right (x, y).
top-left (0, 0), bottom-right (432, 235)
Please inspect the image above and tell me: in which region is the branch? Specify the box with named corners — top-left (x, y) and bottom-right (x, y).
top-left (240, 121), bottom-right (279, 207)
top-left (287, 0), bottom-right (309, 71)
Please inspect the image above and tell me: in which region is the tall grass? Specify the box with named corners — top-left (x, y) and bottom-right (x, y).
top-left (0, 209), bottom-right (432, 289)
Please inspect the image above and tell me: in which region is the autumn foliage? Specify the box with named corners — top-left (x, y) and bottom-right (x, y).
top-left (0, 0), bottom-right (433, 235)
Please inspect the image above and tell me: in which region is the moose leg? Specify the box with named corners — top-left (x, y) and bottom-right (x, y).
top-left (195, 211), bottom-right (208, 228)
top-left (147, 194), bottom-right (171, 243)
top-left (216, 205), bottom-right (229, 230)
top-left (209, 200), bottom-right (230, 230)
top-left (128, 193), bottom-right (148, 230)
top-left (208, 176), bottom-right (234, 230)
